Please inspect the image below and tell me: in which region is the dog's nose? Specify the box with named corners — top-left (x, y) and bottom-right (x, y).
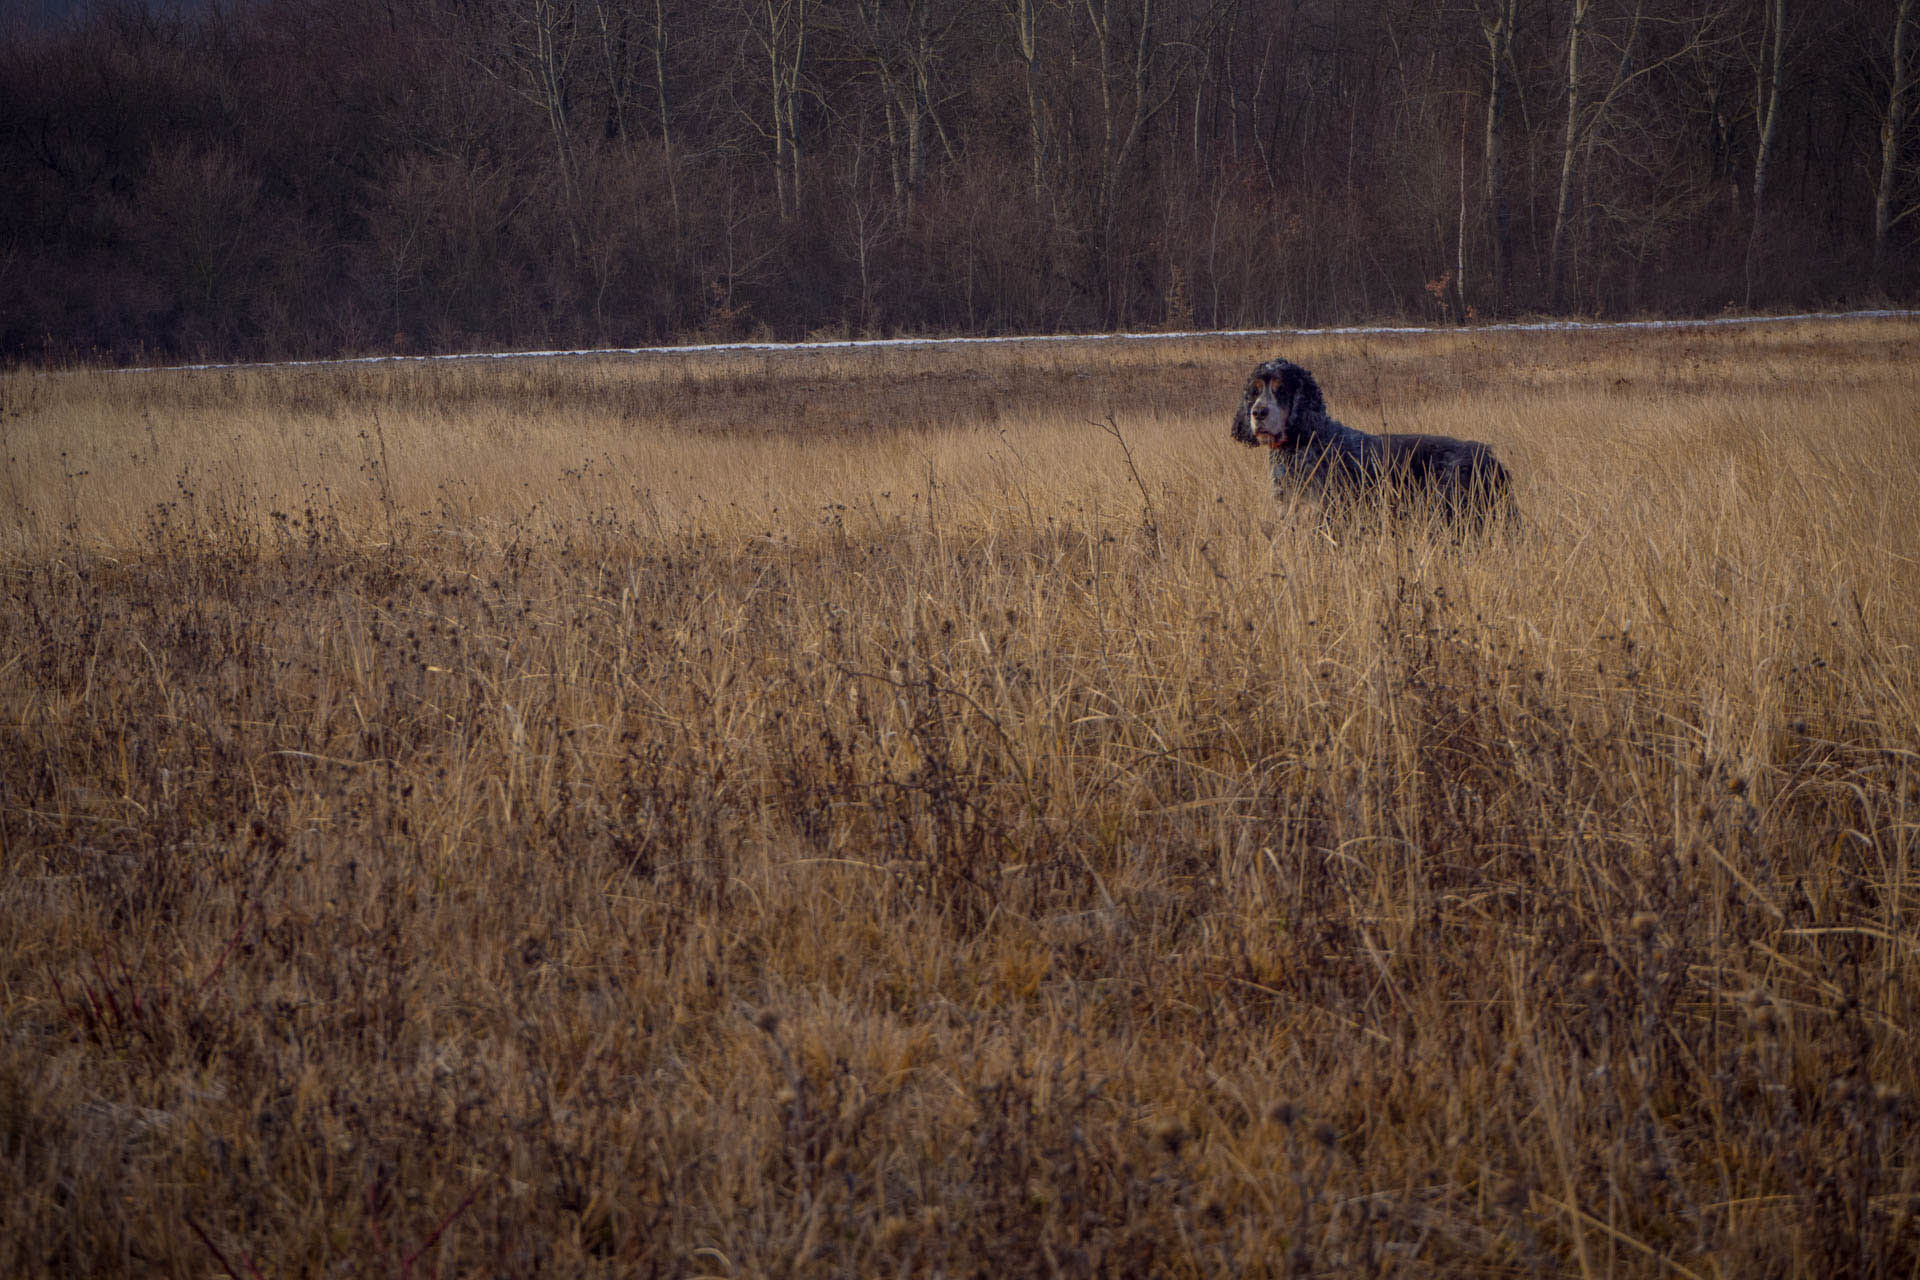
top-left (1251, 404), bottom-right (1270, 421)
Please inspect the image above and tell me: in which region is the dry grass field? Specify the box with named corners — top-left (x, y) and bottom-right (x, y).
top-left (3, 319), bottom-right (1918, 1277)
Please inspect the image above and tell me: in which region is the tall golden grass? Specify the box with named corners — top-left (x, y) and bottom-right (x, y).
top-left (3, 319), bottom-right (1917, 1276)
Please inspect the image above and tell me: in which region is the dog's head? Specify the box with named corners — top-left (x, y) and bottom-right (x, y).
top-left (1231, 358), bottom-right (1326, 450)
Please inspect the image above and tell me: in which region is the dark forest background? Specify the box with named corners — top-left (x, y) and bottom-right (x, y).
top-left (4, 0), bottom-right (1917, 364)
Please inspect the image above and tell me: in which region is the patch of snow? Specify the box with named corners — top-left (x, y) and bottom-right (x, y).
top-left (88, 308), bottom-right (1920, 376)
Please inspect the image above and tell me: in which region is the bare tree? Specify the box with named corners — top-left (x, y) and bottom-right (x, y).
top-left (463, 0), bottom-right (589, 259)
top-left (837, 135), bottom-right (896, 329)
top-left (851, 0), bottom-right (960, 204)
top-left (1549, 0), bottom-right (1729, 310)
top-left (1457, 89), bottom-right (1473, 317)
top-left (1008, 0), bottom-right (1055, 199)
top-left (1081, 0), bottom-right (1192, 322)
top-left (1550, 0), bottom-right (1593, 310)
top-left (651, 0), bottom-right (676, 174)
top-left (746, 0), bottom-right (811, 219)
top-left (591, 0), bottom-right (635, 144)
top-left (1745, 0), bottom-right (1786, 304)
top-left (524, 0), bottom-right (586, 252)
top-left (1480, 0), bottom-right (1520, 310)
top-left (1874, 0), bottom-right (1916, 283)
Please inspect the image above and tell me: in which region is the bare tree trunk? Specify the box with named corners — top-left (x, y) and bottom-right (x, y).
top-left (1224, 0), bottom-right (1244, 162)
top-left (1080, 0), bottom-right (1192, 326)
top-left (1746, 0), bottom-right (1785, 306)
top-left (1010, 0), bottom-right (1050, 198)
top-left (1550, 0), bottom-right (1591, 312)
top-left (1084, 0), bottom-right (1125, 323)
top-left (855, 0), bottom-right (946, 205)
top-left (592, 0), bottom-right (630, 145)
top-left (1482, 0), bottom-right (1518, 312)
top-left (753, 0), bottom-right (809, 219)
top-left (652, 0), bottom-right (681, 223)
top-left (1875, 0), bottom-right (1915, 284)
top-left (513, 0), bottom-right (586, 262)
top-left (1457, 92), bottom-right (1471, 319)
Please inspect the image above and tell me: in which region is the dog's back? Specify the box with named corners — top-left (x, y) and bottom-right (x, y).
top-left (1377, 433), bottom-right (1511, 515)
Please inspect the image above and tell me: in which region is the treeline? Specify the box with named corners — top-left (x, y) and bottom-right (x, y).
top-left (3, 0), bottom-right (1917, 363)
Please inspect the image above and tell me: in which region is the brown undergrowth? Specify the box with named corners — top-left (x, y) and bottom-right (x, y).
top-left (2, 320), bottom-right (1917, 1276)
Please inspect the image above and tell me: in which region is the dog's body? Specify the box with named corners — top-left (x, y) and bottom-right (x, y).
top-left (1231, 358), bottom-right (1512, 526)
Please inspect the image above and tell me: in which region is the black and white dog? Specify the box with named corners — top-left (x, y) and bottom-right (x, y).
top-left (1232, 358), bottom-right (1512, 527)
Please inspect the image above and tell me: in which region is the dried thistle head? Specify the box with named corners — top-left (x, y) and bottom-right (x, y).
top-left (1745, 997), bottom-right (1780, 1034)
top-left (1149, 1114), bottom-right (1190, 1153)
top-left (875, 1215), bottom-right (913, 1250)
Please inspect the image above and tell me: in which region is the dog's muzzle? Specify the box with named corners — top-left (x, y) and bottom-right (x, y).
top-left (1250, 397), bottom-right (1286, 448)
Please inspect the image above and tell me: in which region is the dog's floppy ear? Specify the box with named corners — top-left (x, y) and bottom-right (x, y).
top-left (1230, 386), bottom-right (1257, 446)
top-left (1282, 362), bottom-right (1325, 423)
